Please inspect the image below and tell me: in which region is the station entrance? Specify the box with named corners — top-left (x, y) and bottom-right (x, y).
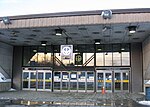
top-left (53, 71), bottom-right (94, 92)
top-left (97, 69), bottom-right (129, 93)
top-left (22, 68), bottom-right (130, 92)
top-left (22, 69), bottom-right (52, 91)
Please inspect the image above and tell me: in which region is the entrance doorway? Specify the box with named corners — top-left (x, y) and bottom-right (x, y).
top-left (22, 70), bottom-right (52, 91)
top-left (97, 69), bottom-right (129, 92)
top-left (53, 71), bottom-right (94, 92)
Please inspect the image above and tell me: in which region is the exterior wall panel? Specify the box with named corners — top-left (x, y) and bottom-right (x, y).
top-left (131, 43), bottom-right (143, 92)
top-left (143, 36), bottom-right (150, 80)
top-left (12, 46), bottom-right (23, 90)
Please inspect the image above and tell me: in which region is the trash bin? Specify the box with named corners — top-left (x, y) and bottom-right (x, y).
top-left (145, 87), bottom-right (150, 100)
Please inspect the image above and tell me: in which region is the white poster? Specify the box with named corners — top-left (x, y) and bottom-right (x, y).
top-left (71, 74), bottom-right (77, 79)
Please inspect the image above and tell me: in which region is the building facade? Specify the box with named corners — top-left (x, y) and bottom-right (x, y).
top-left (0, 8), bottom-right (150, 93)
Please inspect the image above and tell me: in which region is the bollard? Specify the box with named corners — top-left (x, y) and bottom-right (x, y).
top-left (102, 86), bottom-right (105, 94)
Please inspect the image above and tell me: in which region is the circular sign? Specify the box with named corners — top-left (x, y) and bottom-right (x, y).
top-left (62, 46), bottom-right (71, 55)
top-left (76, 55), bottom-right (82, 62)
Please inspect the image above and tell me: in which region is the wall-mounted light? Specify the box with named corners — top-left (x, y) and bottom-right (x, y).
top-left (55, 29), bottom-right (63, 36)
top-left (41, 41), bottom-right (47, 46)
top-left (101, 10), bottom-right (112, 19)
top-left (128, 26), bottom-right (137, 34)
top-left (95, 39), bottom-right (101, 44)
top-left (2, 17), bottom-right (11, 24)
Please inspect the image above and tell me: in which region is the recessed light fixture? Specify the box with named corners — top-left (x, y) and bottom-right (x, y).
top-left (97, 48), bottom-right (102, 51)
top-left (55, 29), bottom-right (63, 36)
top-left (121, 48), bottom-right (125, 51)
top-left (128, 26), bottom-right (137, 34)
top-left (95, 39), bottom-right (101, 44)
top-left (33, 49), bottom-right (37, 53)
top-left (41, 41), bottom-right (47, 46)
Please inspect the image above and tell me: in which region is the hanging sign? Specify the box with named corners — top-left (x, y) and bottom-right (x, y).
top-left (75, 54), bottom-right (83, 65)
top-left (61, 45), bottom-right (73, 60)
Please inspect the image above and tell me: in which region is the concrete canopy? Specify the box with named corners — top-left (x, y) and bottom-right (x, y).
top-left (0, 8), bottom-right (150, 46)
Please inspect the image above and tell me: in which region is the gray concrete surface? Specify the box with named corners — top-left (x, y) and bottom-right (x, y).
top-left (0, 91), bottom-right (147, 107)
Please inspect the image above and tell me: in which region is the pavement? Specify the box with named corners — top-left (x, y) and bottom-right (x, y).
top-left (0, 91), bottom-right (147, 107)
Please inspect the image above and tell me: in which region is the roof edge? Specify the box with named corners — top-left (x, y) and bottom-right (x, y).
top-left (1, 8), bottom-right (150, 20)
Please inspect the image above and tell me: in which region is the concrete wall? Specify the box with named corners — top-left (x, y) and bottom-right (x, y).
top-left (0, 82), bottom-right (11, 91)
top-left (131, 43), bottom-right (143, 93)
top-left (143, 36), bottom-right (150, 80)
top-left (12, 46), bottom-right (23, 90)
top-left (0, 42), bottom-right (13, 78)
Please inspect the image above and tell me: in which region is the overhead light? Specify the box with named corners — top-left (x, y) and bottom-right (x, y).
top-left (101, 10), bottom-right (112, 19)
top-left (121, 48), bottom-right (125, 51)
top-left (75, 49), bottom-right (78, 52)
top-left (2, 17), bottom-right (11, 24)
top-left (97, 48), bottom-right (102, 51)
top-left (128, 26), bottom-right (136, 34)
top-left (41, 41), bottom-right (47, 46)
top-left (33, 49), bottom-right (37, 53)
top-left (55, 29), bottom-right (63, 36)
top-left (95, 39), bottom-right (101, 44)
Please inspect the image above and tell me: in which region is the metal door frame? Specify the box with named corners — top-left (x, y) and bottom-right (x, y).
top-left (96, 68), bottom-right (130, 93)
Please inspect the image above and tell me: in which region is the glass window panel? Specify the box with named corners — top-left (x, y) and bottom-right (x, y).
top-left (97, 73), bottom-right (104, 90)
top-left (87, 72), bottom-right (94, 90)
top-left (113, 52), bottom-right (121, 66)
top-left (115, 73), bottom-right (121, 90)
top-left (45, 73), bottom-right (51, 89)
top-left (23, 72), bottom-right (29, 88)
top-left (83, 53), bottom-right (94, 66)
top-left (54, 72), bottom-right (61, 90)
top-left (105, 52), bottom-right (112, 66)
top-left (122, 52), bottom-right (130, 66)
top-left (78, 72), bottom-right (85, 90)
top-left (30, 72), bottom-right (36, 88)
top-left (96, 53), bottom-right (104, 66)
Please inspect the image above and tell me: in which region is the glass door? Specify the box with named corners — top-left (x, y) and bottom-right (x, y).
top-left (70, 72), bottom-right (77, 92)
top-left (45, 71), bottom-right (52, 91)
top-left (114, 72), bottom-right (121, 91)
top-left (78, 72), bottom-right (86, 92)
top-left (97, 70), bottom-right (112, 92)
top-left (87, 72), bottom-right (94, 92)
top-left (30, 71), bottom-right (36, 90)
top-left (122, 72), bottom-right (129, 92)
top-left (105, 72), bottom-right (112, 92)
top-left (97, 72), bottom-right (104, 92)
top-left (54, 72), bottom-right (61, 91)
top-left (62, 71), bottom-right (69, 92)
top-left (114, 70), bottom-right (129, 92)
top-left (22, 70), bottom-right (29, 89)
top-left (37, 71), bottom-right (44, 90)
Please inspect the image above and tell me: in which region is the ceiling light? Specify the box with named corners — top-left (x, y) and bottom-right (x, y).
top-left (101, 10), bottom-right (112, 19)
top-left (33, 49), bottom-right (37, 53)
top-left (128, 26), bottom-right (136, 34)
top-left (2, 17), bottom-right (11, 24)
top-left (55, 29), bottom-right (63, 36)
top-left (121, 48), bottom-right (125, 51)
top-left (95, 39), bottom-right (101, 44)
top-left (75, 49), bottom-right (78, 52)
top-left (41, 41), bottom-right (47, 46)
top-left (97, 48), bottom-right (102, 51)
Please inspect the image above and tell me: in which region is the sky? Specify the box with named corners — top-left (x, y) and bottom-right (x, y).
top-left (0, 0), bottom-right (150, 17)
